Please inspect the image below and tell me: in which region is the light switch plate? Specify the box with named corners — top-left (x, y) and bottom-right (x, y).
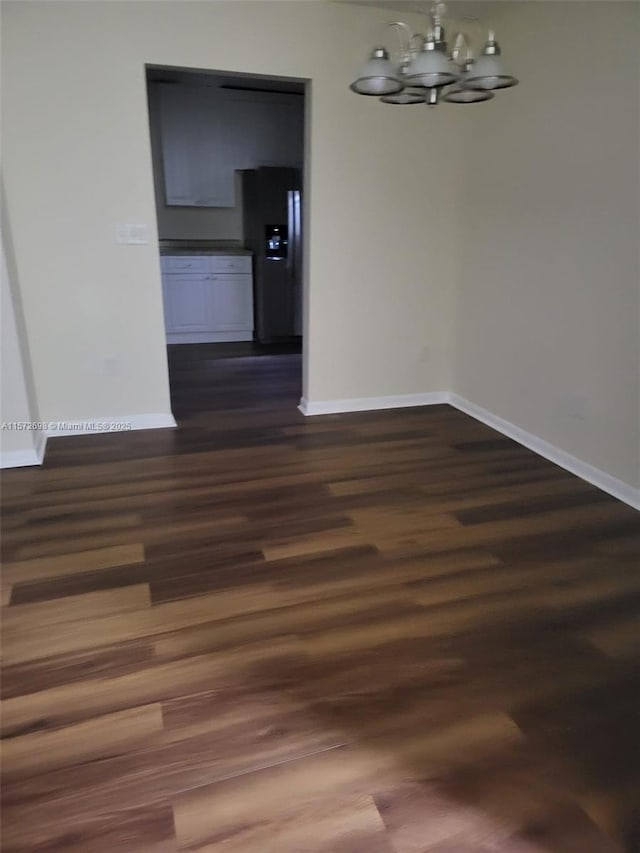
top-left (116, 223), bottom-right (149, 244)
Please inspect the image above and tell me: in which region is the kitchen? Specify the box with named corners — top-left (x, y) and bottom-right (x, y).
top-left (146, 67), bottom-right (305, 416)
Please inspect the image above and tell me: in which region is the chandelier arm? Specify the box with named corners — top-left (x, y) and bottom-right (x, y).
top-left (450, 31), bottom-right (471, 66)
top-left (456, 16), bottom-right (488, 58)
top-left (430, 3), bottom-right (446, 27)
top-left (386, 21), bottom-right (414, 63)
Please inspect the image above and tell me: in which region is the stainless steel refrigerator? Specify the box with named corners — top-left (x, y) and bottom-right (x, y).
top-left (241, 167), bottom-right (302, 343)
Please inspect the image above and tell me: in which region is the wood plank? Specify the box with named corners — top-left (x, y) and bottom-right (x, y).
top-left (261, 527), bottom-right (369, 562)
top-left (0, 511), bottom-right (141, 549)
top-left (1, 640), bottom-right (302, 735)
top-left (2, 543), bottom-right (145, 587)
top-left (1, 583), bottom-right (282, 665)
top-left (10, 513), bottom-right (246, 560)
top-left (362, 502), bottom-right (636, 555)
top-left (1, 584), bottom-right (151, 630)
top-left (0, 802), bottom-right (176, 853)
top-left (152, 586), bottom-right (418, 661)
top-left (2, 703), bottom-right (163, 779)
top-left (172, 713), bottom-right (521, 849)
top-left (192, 794), bottom-right (393, 853)
top-left (1, 640), bottom-right (156, 699)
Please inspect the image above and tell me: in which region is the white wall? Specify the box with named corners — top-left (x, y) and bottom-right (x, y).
top-left (1, 202), bottom-right (45, 467)
top-left (454, 1), bottom-right (640, 490)
top-left (1, 0), bottom-right (464, 425)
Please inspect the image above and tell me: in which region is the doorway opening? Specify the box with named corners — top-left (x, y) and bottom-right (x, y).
top-left (145, 65), bottom-right (307, 421)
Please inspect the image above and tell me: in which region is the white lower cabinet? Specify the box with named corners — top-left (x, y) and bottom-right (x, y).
top-left (210, 275), bottom-right (253, 332)
top-left (161, 255), bottom-right (253, 343)
top-left (162, 275), bottom-right (213, 334)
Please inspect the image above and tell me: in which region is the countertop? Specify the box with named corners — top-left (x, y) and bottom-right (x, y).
top-left (159, 240), bottom-right (252, 256)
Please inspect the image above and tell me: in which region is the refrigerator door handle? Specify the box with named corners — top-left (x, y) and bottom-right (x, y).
top-left (288, 189), bottom-right (302, 336)
top-left (286, 191), bottom-right (294, 279)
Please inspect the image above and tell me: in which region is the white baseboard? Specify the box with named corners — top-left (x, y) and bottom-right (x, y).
top-left (46, 412), bottom-right (177, 438)
top-left (449, 393), bottom-right (640, 511)
top-left (298, 392), bottom-right (449, 417)
top-left (2, 414), bottom-right (176, 465)
top-left (1, 430), bottom-right (47, 469)
top-left (1, 446), bottom-right (42, 468)
top-left (166, 331), bottom-right (253, 344)
top-left (6, 390), bottom-right (638, 511)
top-left (34, 430), bottom-right (47, 463)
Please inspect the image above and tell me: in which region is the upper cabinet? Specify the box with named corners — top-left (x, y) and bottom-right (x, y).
top-left (154, 84), bottom-right (304, 208)
top-left (158, 86), bottom-right (233, 207)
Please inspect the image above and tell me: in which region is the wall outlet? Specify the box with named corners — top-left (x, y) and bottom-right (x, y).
top-left (116, 223), bottom-right (149, 244)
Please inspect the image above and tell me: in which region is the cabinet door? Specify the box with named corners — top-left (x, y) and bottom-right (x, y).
top-left (286, 103), bottom-right (305, 168)
top-left (162, 274), bottom-right (213, 333)
top-left (156, 84), bottom-right (303, 209)
top-left (190, 95), bottom-right (235, 207)
top-left (158, 85), bottom-right (235, 208)
top-left (224, 97), bottom-right (261, 172)
top-left (250, 102), bottom-right (303, 169)
top-left (210, 274), bottom-right (254, 332)
top-left (157, 86), bottom-right (199, 206)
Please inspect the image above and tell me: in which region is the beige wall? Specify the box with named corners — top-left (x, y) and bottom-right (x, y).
top-left (454, 1), bottom-right (640, 489)
top-left (1, 0), bottom-right (464, 424)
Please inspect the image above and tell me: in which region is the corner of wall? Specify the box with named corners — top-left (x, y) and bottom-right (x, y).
top-left (1, 182), bottom-right (45, 468)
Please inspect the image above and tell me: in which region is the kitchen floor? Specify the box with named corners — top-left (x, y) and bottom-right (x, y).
top-left (167, 341), bottom-right (302, 419)
top-left (1, 353), bottom-right (639, 851)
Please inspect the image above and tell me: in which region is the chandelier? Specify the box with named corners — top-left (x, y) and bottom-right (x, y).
top-left (349, 3), bottom-right (519, 106)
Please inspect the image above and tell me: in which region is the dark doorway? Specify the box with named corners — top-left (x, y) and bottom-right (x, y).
top-left (145, 65), bottom-right (306, 421)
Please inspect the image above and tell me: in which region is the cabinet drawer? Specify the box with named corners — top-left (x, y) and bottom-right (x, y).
top-left (161, 256), bottom-right (209, 274)
top-left (209, 256), bottom-right (252, 275)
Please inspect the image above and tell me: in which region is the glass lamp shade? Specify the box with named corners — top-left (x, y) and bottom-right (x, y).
top-left (380, 88), bottom-right (425, 104)
top-left (350, 48), bottom-right (403, 96)
top-left (464, 54), bottom-right (518, 90)
top-left (443, 86), bottom-right (494, 104)
top-left (405, 45), bottom-right (459, 88)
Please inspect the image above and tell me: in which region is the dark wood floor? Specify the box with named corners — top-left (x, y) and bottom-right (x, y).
top-left (1, 345), bottom-right (639, 852)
